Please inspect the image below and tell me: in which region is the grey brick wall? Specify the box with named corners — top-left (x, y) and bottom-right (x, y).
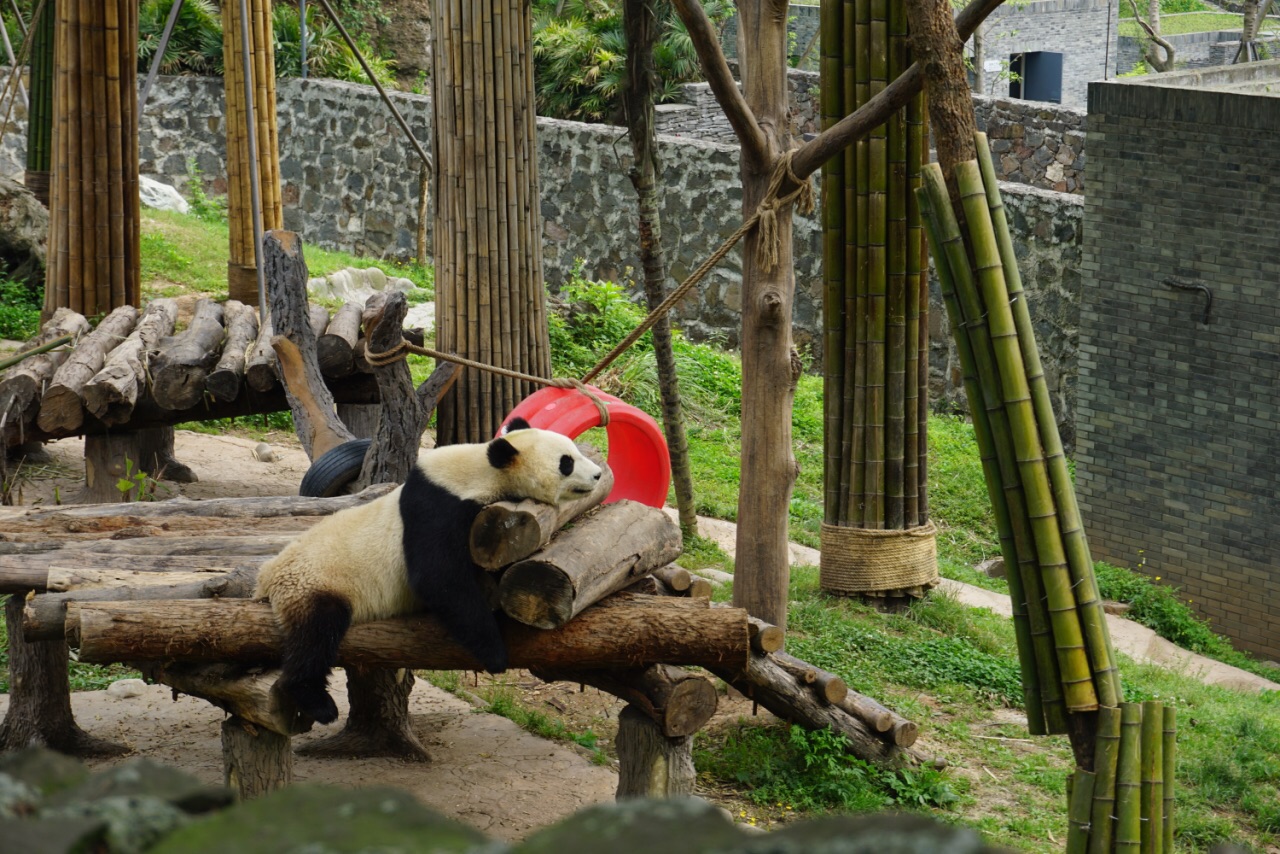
top-left (1117, 27), bottom-right (1280, 75)
top-left (1079, 66), bottom-right (1280, 661)
top-left (978, 0), bottom-right (1118, 108)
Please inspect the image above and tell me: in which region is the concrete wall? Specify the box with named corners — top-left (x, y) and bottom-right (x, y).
top-left (1079, 65), bottom-right (1280, 660)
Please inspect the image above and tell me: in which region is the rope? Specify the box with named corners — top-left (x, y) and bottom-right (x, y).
top-left (365, 148), bottom-right (816, 419)
top-left (364, 339), bottom-right (611, 426)
top-left (819, 521), bottom-right (939, 595)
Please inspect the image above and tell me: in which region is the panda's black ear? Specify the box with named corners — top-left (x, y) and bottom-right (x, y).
top-left (503, 417), bottom-right (532, 433)
top-left (488, 437), bottom-right (521, 469)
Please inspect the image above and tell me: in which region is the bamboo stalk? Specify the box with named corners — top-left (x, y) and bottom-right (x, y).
top-left (48, 0), bottom-right (68, 313)
top-left (821, 0), bottom-right (845, 525)
top-left (104, 0), bottom-right (126, 310)
top-left (921, 166), bottom-right (1067, 732)
top-left (903, 66), bottom-right (923, 529)
top-left (1067, 770), bottom-right (1096, 854)
top-left (1162, 706), bottom-right (1175, 854)
top-left (1116, 702), bottom-right (1143, 853)
top-left (222, 0), bottom-right (247, 268)
top-left (862, 0), bottom-right (889, 529)
top-left (1089, 705), bottom-right (1122, 854)
top-left (918, 187), bottom-right (1044, 735)
top-left (845, 0), bottom-right (868, 525)
top-left (126, 0), bottom-right (141, 304)
top-left (89, 0), bottom-right (110, 310)
top-left (955, 160), bottom-right (1096, 713)
top-left (973, 133), bottom-right (1122, 709)
top-left (1141, 700), bottom-right (1164, 854)
top-left (883, 0), bottom-right (907, 531)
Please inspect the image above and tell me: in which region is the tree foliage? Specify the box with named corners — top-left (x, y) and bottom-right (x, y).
top-left (532, 0), bottom-right (733, 122)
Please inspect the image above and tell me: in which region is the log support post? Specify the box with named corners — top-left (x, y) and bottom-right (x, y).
top-left (295, 666), bottom-right (430, 761)
top-left (81, 427), bottom-right (196, 504)
top-left (615, 704), bottom-right (695, 799)
top-left (221, 715), bottom-right (292, 799)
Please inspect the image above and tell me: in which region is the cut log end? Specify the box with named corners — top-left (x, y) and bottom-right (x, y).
top-left (498, 562), bottom-right (574, 629)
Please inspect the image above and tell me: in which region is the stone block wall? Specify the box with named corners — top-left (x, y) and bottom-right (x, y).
top-left (0, 72), bottom-right (1084, 451)
top-left (654, 73), bottom-right (1087, 194)
top-left (1079, 67), bottom-right (1280, 660)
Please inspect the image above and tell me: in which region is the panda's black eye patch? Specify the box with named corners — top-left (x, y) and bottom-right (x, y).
top-left (560, 454), bottom-right (575, 476)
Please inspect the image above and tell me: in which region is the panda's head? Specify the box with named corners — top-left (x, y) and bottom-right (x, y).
top-left (487, 418), bottom-right (604, 504)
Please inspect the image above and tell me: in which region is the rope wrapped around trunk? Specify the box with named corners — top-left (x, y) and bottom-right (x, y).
top-left (819, 521), bottom-right (939, 595)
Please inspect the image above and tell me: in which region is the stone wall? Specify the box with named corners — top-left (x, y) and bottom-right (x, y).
top-left (1079, 66), bottom-right (1280, 661)
top-left (654, 73), bottom-right (1088, 195)
top-left (0, 72), bottom-right (1084, 449)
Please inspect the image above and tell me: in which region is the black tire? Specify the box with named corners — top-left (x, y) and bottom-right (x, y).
top-left (299, 439), bottom-right (373, 498)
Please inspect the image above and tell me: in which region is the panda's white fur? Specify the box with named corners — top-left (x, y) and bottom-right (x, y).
top-left (256, 419), bottom-right (602, 724)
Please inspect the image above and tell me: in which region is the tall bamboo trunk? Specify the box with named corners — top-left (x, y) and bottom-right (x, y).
top-left (432, 0), bottom-right (549, 444)
top-left (25, 0), bottom-right (56, 206)
top-left (222, 0), bottom-right (283, 306)
top-left (44, 0), bottom-right (138, 315)
top-left (622, 0), bottom-right (698, 539)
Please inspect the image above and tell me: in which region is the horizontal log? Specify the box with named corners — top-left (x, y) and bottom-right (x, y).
top-left (24, 566), bottom-right (259, 641)
top-left (775, 651), bottom-right (848, 705)
top-left (206, 300), bottom-right (260, 401)
top-left (245, 313), bottom-right (278, 392)
top-left (499, 501), bottom-right (683, 629)
top-left (73, 598), bottom-right (750, 672)
top-left (652, 566), bottom-right (691, 592)
top-left (44, 567), bottom-right (232, 592)
top-left (0, 484), bottom-right (395, 524)
top-left (138, 662), bottom-right (309, 737)
top-left (37, 305), bottom-right (139, 432)
top-left (316, 301), bottom-right (362, 378)
top-left (0, 308), bottom-right (92, 441)
top-left (838, 693), bottom-right (894, 734)
top-left (469, 451), bottom-right (613, 570)
top-left (83, 299), bottom-right (178, 425)
top-left (0, 555), bottom-right (270, 590)
top-left (0, 534), bottom-right (294, 557)
top-left (747, 616), bottom-right (784, 655)
top-left (531, 663), bottom-right (717, 738)
top-left (151, 299), bottom-right (226, 411)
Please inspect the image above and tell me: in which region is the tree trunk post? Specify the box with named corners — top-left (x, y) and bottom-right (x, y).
top-left (221, 715), bottom-right (292, 799)
top-left (81, 427), bottom-right (197, 504)
top-left (615, 704), bottom-right (695, 799)
top-left (295, 667), bottom-right (429, 761)
top-left (0, 596), bottom-right (125, 755)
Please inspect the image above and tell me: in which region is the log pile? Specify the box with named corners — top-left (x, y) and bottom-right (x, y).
top-left (3, 471), bottom-right (927, 774)
top-left (0, 286), bottom-right (427, 448)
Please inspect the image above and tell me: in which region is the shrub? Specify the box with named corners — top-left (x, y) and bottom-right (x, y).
top-left (0, 275), bottom-right (41, 341)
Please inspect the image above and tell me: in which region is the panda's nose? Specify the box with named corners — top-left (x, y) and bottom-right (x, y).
top-left (593, 471), bottom-right (602, 481)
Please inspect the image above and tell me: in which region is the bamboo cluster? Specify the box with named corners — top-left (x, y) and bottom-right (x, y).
top-left (1068, 702), bottom-right (1175, 853)
top-left (820, 0), bottom-right (929, 533)
top-left (918, 130), bottom-right (1122, 732)
top-left (25, 0), bottom-right (55, 204)
top-left (221, 0), bottom-right (282, 305)
top-left (44, 0), bottom-right (139, 316)
top-left (431, 0), bottom-right (550, 443)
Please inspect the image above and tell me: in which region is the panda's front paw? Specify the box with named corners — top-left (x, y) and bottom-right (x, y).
top-left (284, 680), bottom-right (340, 725)
top-left (306, 695), bottom-right (341, 725)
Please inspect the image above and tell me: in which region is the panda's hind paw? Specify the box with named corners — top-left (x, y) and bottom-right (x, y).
top-left (304, 694), bottom-right (340, 725)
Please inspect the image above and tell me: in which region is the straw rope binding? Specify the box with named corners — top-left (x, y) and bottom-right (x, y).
top-left (819, 520), bottom-right (939, 593)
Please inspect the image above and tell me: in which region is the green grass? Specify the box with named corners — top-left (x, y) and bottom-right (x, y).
top-left (0, 600), bottom-right (137, 692)
top-left (1118, 11), bottom-right (1278, 37)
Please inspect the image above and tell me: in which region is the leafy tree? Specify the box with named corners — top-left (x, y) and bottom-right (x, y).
top-left (532, 0), bottom-right (733, 122)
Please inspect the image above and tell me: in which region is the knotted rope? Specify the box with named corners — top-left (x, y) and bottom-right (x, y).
top-left (366, 149), bottom-right (816, 416)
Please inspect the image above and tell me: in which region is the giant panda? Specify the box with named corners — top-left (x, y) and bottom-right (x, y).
top-left (255, 418), bottom-right (604, 724)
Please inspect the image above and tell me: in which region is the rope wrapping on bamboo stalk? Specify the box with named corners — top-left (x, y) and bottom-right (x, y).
top-left (365, 149), bottom-right (815, 425)
top-left (818, 520), bottom-right (939, 594)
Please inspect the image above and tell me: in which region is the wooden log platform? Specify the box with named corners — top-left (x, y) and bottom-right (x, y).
top-left (70, 597), bottom-right (752, 673)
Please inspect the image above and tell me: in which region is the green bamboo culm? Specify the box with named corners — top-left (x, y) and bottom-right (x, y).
top-left (1116, 702), bottom-right (1143, 853)
top-left (25, 0), bottom-right (56, 202)
top-left (918, 182), bottom-right (1046, 734)
top-left (845, 0), bottom-right (868, 524)
top-left (883, 0), bottom-right (907, 530)
top-left (1067, 770), bottom-right (1097, 854)
top-left (904, 84), bottom-right (924, 526)
top-left (1141, 701), bottom-right (1165, 854)
top-left (862, 0), bottom-right (888, 529)
top-left (820, 0), bottom-right (844, 527)
top-left (954, 160), bottom-right (1097, 713)
top-left (1162, 706), bottom-right (1176, 853)
top-left (972, 132), bottom-right (1122, 708)
top-left (1089, 705), bottom-right (1122, 854)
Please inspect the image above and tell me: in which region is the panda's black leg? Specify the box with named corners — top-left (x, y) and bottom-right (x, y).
top-left (278, 592), bottom-right (352, 725)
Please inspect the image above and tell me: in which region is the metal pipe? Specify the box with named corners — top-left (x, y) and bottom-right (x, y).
top-left (299, 0), bottom-right (308, 79)
top-left (141, 0), bottom-right (185, 113)
top-left (313, 0), bottom-right (430, 169)
top-left (7, 0), bottom-right (25, 38)
top-left (0, 9), bottom-right (25, 108)
top-left (238, 0), bottom-right (267, 317)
